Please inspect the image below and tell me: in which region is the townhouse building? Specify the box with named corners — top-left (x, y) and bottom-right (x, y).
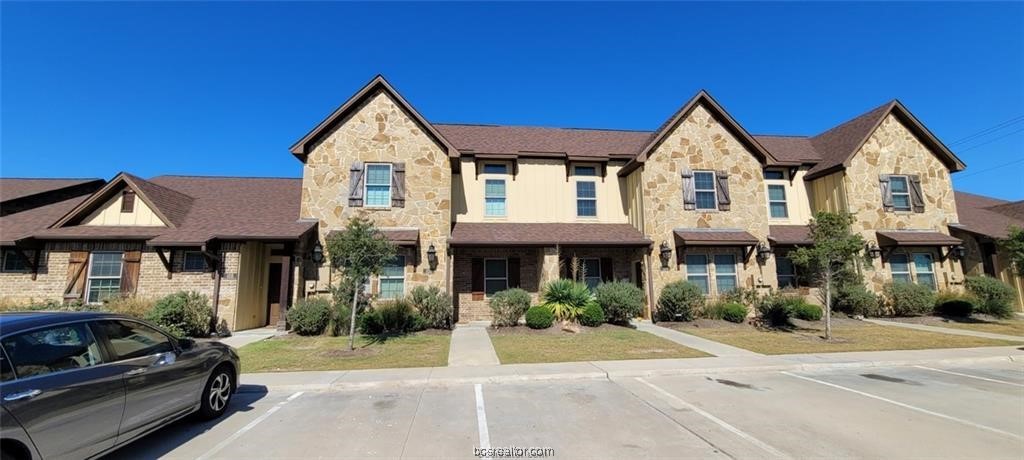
top-left (2, 75), bottom-right (1022, 330)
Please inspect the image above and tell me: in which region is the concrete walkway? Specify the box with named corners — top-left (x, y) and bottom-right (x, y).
top-left (218, 327), bottom-right (280, 348)
top-left (447, 322), bottom-right (500, 367)
top-left (633, 320), bottom-right (763, 357)
top-left (864, 318), bottom-right (1024, 342)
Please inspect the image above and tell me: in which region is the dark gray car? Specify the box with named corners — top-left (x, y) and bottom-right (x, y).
top-left (0, 312), bottom-right (240, 460)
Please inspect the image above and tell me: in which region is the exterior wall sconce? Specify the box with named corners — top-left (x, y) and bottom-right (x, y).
top-left (866, 242), bottom-right (882, 260)
top-left (311, 241), bottom-right (325, 264)
top-left (658, 241), bottom-right (672, 270)
top-left (944, 244), bottom-right (966, 261)
top-left (427, 244), bottom-right (439, 271)
top-left (756, 242), bottom-right (772, 263)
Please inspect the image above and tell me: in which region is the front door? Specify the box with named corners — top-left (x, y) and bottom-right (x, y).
top-left (267, 262), bottom-right (282, 326)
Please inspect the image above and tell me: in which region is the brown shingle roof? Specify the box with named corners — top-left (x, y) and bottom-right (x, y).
top-left (0, 195), bottom-right (88, 245)
top-left (753, 136), bottom-right (822, 164)
top-left (673, 229), bottom-right (759, 246)
top-left (122, 173), bottom-right (194, 227)
top-left (876, 230), bottom-right (961, 246)
top-left (953, 191), bottom-right (1024, 239)
top-left (0, 178), bottom-right (102, 202)
top-left (450, 222), bottom-right (651, 247)
top-left (327, 228), bottom-right (420, 246)
top-left (435, 124), bottom-right (649, 159)
top-left (768, 225), bottom-right (813, 246)
top-left (987, 201), bottom-right (1024, 221)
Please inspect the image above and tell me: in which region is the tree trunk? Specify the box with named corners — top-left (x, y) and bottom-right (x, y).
top-left (824, 271), bottom-right (833, 341)
top-left (348, 277), bottom-right (361, 351)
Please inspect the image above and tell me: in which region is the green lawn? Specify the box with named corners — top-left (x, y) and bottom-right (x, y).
top-left (671, 321), bottom-right (1019, 355)
top-left (488, 325), bottom-right (710, 364)
top-left (239, 332), bottom-right (451, 373)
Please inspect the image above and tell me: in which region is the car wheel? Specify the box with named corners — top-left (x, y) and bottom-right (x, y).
top-left (198, 365), bottom-right (233, 420)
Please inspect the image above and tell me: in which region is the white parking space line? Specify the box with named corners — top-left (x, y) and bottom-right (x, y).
top-left (475, 383), bottom-right (492, 458)
top-left (782, 372), bottom-right (1023, 441)
top-left (914, 365), bottom-right (1024, 387)
top-left (635, 378), bottom-right (791, 459)
top-left (196, 391), bottom-right (304, 460)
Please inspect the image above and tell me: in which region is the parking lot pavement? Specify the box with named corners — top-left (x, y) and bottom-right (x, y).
top-left (113, 362), bottom-right (1024, 459)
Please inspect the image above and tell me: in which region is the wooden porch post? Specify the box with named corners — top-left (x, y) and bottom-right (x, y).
top-left (277, 254), bottom-right (291, 331)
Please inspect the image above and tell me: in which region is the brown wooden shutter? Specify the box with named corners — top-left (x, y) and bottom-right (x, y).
top-left (681, 168), bottom-right (696, 210)
top-left (391, 162), bottom-right (406, 208)
top-left (471, 258), bottom-right (484, 300)
top-left (909, 174), bottom-right (925, 213)
top-left (64, 250), bottom-right (89, 302)
top-left (507, 258), bottom-right (521, 288)
top-left (600, 258), bottom-right (614, 282)
top-left (715, 170), bottom-right (731, 211)
top-left (348, 162), bottom-right (365, 207)
top-left (120, 250), bottom-right (141, 296)
top-left (879, 174), bottom-right (894, 212)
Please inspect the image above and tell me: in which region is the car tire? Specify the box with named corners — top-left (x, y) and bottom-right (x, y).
top-left (198, 365), bottom-right (234, 420)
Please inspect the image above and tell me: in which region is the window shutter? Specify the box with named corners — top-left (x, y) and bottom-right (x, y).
top-left (681, 168), bottom-right (696, 210)
top-left (600, 258), bottom-right (614, 282)
top-left (508, 258), bottom-right (521, 288)
top-left (471, 258), bottom-right (484, 295)
top-left (348, 162), bottom-right (365, 207)
top-left (879, 174), bottom-right (894, 212)
top-left (909, 174), bottom-right (925, 213)
top-left (715, 170), bottom-right (731, 211)
top-left (120, 250), bottom-right (142, 295)
top-left (391, 162), bottom-right (406, 208)
top-left (64, 250), bottom-right (89, 302)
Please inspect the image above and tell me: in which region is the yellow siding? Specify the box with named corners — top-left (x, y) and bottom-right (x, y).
top-left (808, 171), bottom-right (848, 214)
top-left (454, 158), bottom-right (630, 223)
top-left (82, 192), bottom-right (165, 226)
top-left (765, 167), bottom-right (813, 225)
top-left (625, 168), bottom-right (645, 232)
top-left (234, 242), bottom-right (270, 331)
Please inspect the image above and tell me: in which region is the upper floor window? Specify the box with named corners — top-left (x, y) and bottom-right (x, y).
top-left (379, 255), bottom-right (406, 299)
top-left (364, 163), bottom-right (392, 208)
top-left (2, 249), bottom-right (27, 272)
top-left (763, 170), bottom-right (786, 180)
top-left (483, 164), bottom-right (508, 174)
top-left (120, 190), bottom-right (135, 213)
top-left (485, 179), bottom-right (507, 217)
top-left (576, 181), bottom-right (597, 217)
top-left (767, 185), bottom-right (789, 218)
top-left (183, 251), bottom-right (207, 272)
top-left (694, 171), bottom-right (717, 210)
top-left (86, 252), bottom-right (122, 304)
top-left (888, 175), bottom-right (912, 212)
top-left (574, 166), bottom-right (597, 176)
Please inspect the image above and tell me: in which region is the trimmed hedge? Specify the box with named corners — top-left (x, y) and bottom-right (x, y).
top-left (719, 302), bottom-right (748, 323)
top-left (578, 301), bottom-right (606, 327)
top-left (656, 281), bottom-right (704, 322)
top-left (594, 281), bottom-right (644, 325)
top-left (525, 305), bottom-right (554, 329)
top-left (965, 276), bottom-right (1016, 319)
top-left (883, 282), bottom-right (935, 317)
top-left (286, 297), bottom-right (333, 336)
top-left (489, 288), bottom-right (533, 327)
top-left (792, 301), bottom-right (823, 321)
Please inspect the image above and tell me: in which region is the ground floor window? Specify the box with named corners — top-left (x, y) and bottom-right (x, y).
top-left (889, 252), bottom-right (936, 290)
top-left (87, 252), bottom-right (123, 304)
top-left (776, 255), bottom-right (797, 288)
top-left (913, 253), bottom-right (936, 290)
top-left (183, 251), bottom-right (207, 272)
top-left (714, 254), bottom-right (737, 294)
top-left (684, 251), bottom-right (742, 296)
top-left (379, 255), bottom-right (406, 300)
top-left (1, 249), bottom-right (28, 272)
top-left (484, 258), bottom-right (508, 296)
top-left (579, 258), bottom-right (602, 290)
top-left (685, 254), bottom-right (710, 294)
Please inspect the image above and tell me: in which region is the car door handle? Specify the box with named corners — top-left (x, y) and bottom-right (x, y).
top-left (125, 368), bottom-right (147, 376)
top-left (3, 389), bottom-right (41, 402)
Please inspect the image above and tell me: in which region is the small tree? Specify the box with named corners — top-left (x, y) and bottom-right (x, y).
top-left (789, 212), bottom-right (865, 340)
top-left (325, 216), bottom-right (396, 350)
top-left (1001, 226), bottom-right (1024, 277)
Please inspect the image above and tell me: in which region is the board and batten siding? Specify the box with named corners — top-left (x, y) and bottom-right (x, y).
top-left (81, 192), bottom-right (165, 226)
top-left (625, 168), bottom-right (645, 233)
top-left (808, 171), bottom-right (848, 214)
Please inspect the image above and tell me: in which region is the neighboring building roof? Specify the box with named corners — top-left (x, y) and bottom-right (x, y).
top-left (0, 195), bottom-right (88, 245)
top-left (0, 178), bottom-right (103, 202)
top-left (768, 225), bottom-right (813, 246)
top-left (289, 75), bottom-right (460, 160)
top-left (953, 191), bottom-right (1024, 240)
top-left (435, 124), bottom-right (648, 159)
top-left (876, 230), bottom-right (961, 247)
top-left (673, 228), bottom-right (759, 246)
top-left (450, 222), bottom-right (651, 247)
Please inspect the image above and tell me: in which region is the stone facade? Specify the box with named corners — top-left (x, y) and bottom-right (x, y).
top-left (300, 90), bottom-right (450, 296)
top-left (640, 104), bottom-right (777, 311)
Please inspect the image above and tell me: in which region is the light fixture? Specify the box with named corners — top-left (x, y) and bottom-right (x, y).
top-left (756, 242), bottom-right (772, 263)
top-left (866, 242), bottom-right (882, 260)
top-left (658, 241), bottom-right (672, 270)
top-left (947, 244), bottom-right (966, 261)
top-left (311, 241), bottom-right (324, 264)
top-left (427, 244), bottom-right (439, 271)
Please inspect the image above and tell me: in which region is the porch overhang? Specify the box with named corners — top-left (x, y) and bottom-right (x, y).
top-left (327, 227), bottom-right (420, 247)
top-left (673, 229), bottom-right (759, 247)
top-left (876, 230), bottom-right (961, 247)
top-left (768, 225), bottom-right (813, 246)
top-left (449, 222), bottom-right (652, 247)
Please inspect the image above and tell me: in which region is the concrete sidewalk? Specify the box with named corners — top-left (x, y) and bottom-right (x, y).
top-left (217, 327), bottom-right (280, 348)
top-left (865, 318), bottom-right (1024, 342)
top-left (447, 322), bottom-right (500, 366)
top-left (633, 320), bottom-right (762, 356)
top-left (239, 344), bottom-right (1024, 392)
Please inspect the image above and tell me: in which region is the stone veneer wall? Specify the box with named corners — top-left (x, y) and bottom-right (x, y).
top-left (640, 104), bottom-right (776, 312)
top-left (843, 114), bottom-right (963, 292)
top-left (300, 89), bottom-right (450, 295)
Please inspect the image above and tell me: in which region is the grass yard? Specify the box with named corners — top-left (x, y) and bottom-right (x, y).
top-left (239, 332), bottom-right (451, 373)
top-left (887, 316), bottom-right (1024, 338)
top-left (488, 324), bottom-right (710, 364)
top-left (669, 318), bottom-right (1019, 355)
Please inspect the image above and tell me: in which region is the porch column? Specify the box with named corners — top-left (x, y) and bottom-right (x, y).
top-left (540, 246), bottom-right (560, 284)
top-left (277, 254), bottom-right (291, 332)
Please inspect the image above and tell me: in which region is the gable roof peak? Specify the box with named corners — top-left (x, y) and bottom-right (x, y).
top-left (52, 172), bottom-right (194, 229)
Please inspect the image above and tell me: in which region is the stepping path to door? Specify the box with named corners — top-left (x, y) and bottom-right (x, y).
top-left (633, 320), bottom-right (763, 357)
top-left (864, 319), bottom-right (1024, 342)
top-left (448, 322), bottom-right (501, 366)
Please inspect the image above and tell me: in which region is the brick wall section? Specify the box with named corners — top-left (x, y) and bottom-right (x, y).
top-left (453, 247), bottom-right (542, 322)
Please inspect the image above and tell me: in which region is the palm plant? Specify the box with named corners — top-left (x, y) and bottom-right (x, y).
top-left (541, 279), bottom-right (592, 322)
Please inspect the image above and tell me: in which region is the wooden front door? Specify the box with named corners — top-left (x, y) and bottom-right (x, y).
top-left (266, 263), bottom-right (282, 326)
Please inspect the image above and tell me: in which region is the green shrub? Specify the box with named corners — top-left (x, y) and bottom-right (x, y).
top-left (409, 285), bottom-right (454, 329)
top-left (965, 276), bottom-right (1016, 319)
top-left (934, 291), bottom-right (976, 317)
top-left (719, 288), bottom-right (760, 308)
top-left (286, 297), bottom-right (333, 336)
top-left (525, 305), bottom-right (554, 329)
top-left (756, 293), bottom-right (798, 327)
top-left (719, 302), bottom-right (749, 323)
top-left (145, 291), bottom-right (213, 338)
top-left (578, 301), bottom-right (605, 327)
top-left (656, 281), bottom-right (704, 321)
top-left (359, 299), bottom-right (424, 335)
top-left (883, 282), bottom-right (935, 317)
top-left (834, 284), bottom-right (882, 317)
top-left (792, 301), bottom-right (823, 321)
top-left (489, 288), bottom-right (532, 327)
top-left (541, 279), bottom-right (591, 322)
top-left (329, 275), bottom-right (371, 336)
top-left (594, 281), bottom-right (644, 325)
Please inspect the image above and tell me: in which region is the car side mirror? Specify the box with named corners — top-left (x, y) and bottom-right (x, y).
top-left (178, 338), bottom-right (195, 351)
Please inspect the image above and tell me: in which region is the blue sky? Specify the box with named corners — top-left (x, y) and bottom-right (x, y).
top-left (2, 2), bottom-right (1022, 200)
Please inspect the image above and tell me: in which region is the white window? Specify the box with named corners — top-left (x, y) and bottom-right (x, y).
top-left (379, 255), bottom-right (405, 299)
top-left (889, 175), bottom-right (912, 212)
top-left (576, 182), bottom-right (597, 217)
top-left (913, 253), bottom-right (936, 290)
top-left (714, 254), bottom-right (737, 294)
top-left (580, 258), bottom-right (602, 290)
top-left (364, 163), bottom-right (392, 208)
top-left (889, 253), bottom-right (912, 284)
top-left (484, 259), bottom-right (508, 296)
top-left (2, 250), bottom-right (27, 272)
top-left (767, 185), bottom-right (789, 218)
top-left (694, 171), bottom-right (717, 210)
top-left (685, 254), bottom-right (709, 294)
top-left (485, 179), bottom-right (506, 217)
top-left (86, 252), bottom-right (123, 304)
top-left (182, 251), bottom-right (206, 272)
